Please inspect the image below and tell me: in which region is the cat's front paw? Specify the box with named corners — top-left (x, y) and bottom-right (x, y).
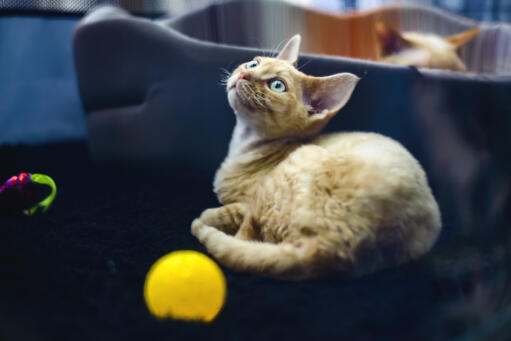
top-left (191, 218), bottom-right (203, 237)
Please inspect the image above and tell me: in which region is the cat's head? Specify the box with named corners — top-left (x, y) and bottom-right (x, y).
top-left (226, 35), bottom-right (359, 139)
top-left (375, 22), bottom-right (479, 72)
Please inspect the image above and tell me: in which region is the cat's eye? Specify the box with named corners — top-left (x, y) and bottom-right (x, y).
top-left (245, 60), bottom-right (259, 69)
top-left (268, 79), bottom-right (287, 92)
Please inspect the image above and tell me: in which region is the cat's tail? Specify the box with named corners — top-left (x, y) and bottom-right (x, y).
top-left (191, 219), bottom-right (342, 280)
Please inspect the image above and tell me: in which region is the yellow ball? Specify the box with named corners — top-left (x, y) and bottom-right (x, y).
top-left (144, 250), bottom-right (226, 322)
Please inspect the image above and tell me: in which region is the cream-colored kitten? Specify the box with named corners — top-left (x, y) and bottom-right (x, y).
top-left (191, 35), bottom-right (441, 280)
top-left (376, 22), bottom-right (479, 71)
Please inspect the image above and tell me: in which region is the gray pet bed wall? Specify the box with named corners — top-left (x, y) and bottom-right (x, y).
top-left (74, 1), bottom-right (511, 182)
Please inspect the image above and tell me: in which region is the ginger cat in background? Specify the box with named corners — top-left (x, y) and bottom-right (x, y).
top-left (375, 22), bottom-right (479, 72)
top-left (192, 35), bottom-right (441, 280)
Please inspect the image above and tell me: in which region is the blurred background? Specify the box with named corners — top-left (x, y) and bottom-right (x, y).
top-left (0, 0), bottom-right (509, 146)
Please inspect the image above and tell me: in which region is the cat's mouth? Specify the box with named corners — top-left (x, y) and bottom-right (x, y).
top-left (228, 80), bottom-right (238, 91)
top-left (228, 81), bottom-right (255, 111)
top-left (228, 79), bottom-right (243, 91)
top-left (229, 80), bottom-right (245, 99)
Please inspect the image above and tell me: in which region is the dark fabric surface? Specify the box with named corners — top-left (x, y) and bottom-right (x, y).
top-left (1, 142), bottom-right (510, 341)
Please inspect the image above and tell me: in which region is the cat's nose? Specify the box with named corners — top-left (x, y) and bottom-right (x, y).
top-left (238, 72), bottom-right (251, 81)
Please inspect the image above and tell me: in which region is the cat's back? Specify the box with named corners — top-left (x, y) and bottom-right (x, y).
top-left (268, 132), bottom-right (424, 192)
top-left (313, 131), bottom-right (418, 169)
top-left (258, 131), bottom-right (441, 264)
top-left (310, 131), bottom-right (432, 205)
top-left (265, 131), bottom-right (432, 218)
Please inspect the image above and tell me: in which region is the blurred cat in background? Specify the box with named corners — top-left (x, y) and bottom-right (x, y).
top-left (375, 22), bottom-right (479, 72)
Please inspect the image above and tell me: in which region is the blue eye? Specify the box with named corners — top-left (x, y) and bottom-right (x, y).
top-left (245, 60), bottom-right (259, 69)
top-left (269, 79), bottom-right (286, 92)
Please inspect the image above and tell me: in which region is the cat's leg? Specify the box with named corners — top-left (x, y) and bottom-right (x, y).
top-left (191, 219), bottom-right (332, 280)
top-left (198, 203), bottom-right (247, 235)
top-left (234, 217), bottom-right (260, 240)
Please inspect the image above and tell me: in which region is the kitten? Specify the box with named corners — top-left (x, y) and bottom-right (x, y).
top-left (375, 22), bottom-right (479, 72)
top-left (191, 35), bottom-right (441, 280)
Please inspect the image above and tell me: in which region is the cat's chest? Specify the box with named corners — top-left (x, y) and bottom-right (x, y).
top-left (214, 141), bottom-right (300, 204)
top-left (213, 159), bottom-right (270, 204)
top-left (240, 144), bottom-right (338, 243)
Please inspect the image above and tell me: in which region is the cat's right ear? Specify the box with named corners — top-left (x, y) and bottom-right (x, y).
top-left (303, 72), bottom-right (359, 124)
top-left (375, 21), bottom-right (411, 57)
top-left (277, 34), bottom-right (301, 65)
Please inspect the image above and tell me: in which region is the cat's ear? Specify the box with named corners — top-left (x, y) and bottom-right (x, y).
top-left (276, 34), bottom-right (301, 65)
top-left (375, 21), bottom-right (411, 57)
top-left (303, 73), bottom-right (359, 123)
top-left (445, 27), bottom-right (479, 49)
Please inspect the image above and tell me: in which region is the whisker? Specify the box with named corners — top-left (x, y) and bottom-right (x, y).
top-left (252, 91), bottom-right (266, 109)
top-left (271, 38), bottom-right (288, 58)
top-left (297, 58), bottom-right (312, 71)
top-left (253, 38), bottom-right (269, 57)
top-left (243, 86), bottom-right (265, 110)
top-left (253, 96), bottom-right (264, 107)
top-left (218, 68), bottom-right (232, 87)
top-left (218, 77), bottom-right (230, 87)
top-left (219, 67), bottom-right (232, 77)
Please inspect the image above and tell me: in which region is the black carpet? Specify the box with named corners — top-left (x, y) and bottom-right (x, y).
top-left (0, 142), bottom-right (509, 341)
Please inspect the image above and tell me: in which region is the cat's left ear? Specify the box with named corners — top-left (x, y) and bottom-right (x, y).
top-left (446, 27), bottom-right (480, 49)
top-left (277, 34), bottom-right (301, 65)
top-left (304, 73), bottom-right (359, 123)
